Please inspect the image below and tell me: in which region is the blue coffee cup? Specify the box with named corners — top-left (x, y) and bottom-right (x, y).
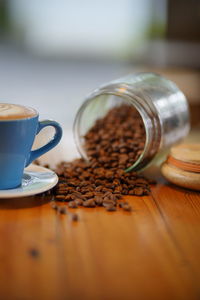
top-left (0, 104), bottom-right (62, 189)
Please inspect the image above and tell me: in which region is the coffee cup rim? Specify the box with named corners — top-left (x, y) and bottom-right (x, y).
top-left (0, 103), bottom-right (38, 121)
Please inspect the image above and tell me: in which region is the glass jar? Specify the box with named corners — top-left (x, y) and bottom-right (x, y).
top-left (73, 72), bottom-right (190, 172)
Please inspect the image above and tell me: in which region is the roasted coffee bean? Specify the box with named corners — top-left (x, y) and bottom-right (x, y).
top-left (74, 198), bottom-right (84, 206)
top-left (119, 201), bottom-right (129, 208)
top-left (103, 191), bottom-right (112, 198)
top-left (81, 171), bottom-right (91, 179)
top-left (83, 199), bottom-right (96, 208)
top-left (113, 194), bottom-right (122, 199)
top-left (142, 188), bottom-right (150, 195)
top-left (65, 187), bottom-right (74, 192)
top-left (71, 213), bottom-right (79, 222)
top-left (114, 186), bottom-right (122, 193)
top-left (128, 189), bottom-right (135, 195)
top-left (135, 178), bottom-right (148, 184)
top-left (105, 170), bottom-right (114, 178)
top-left (64, 195), bottom-right (75, 201)
top-left (95, 186), bottom-right (103, 192)
top-left (123, 204), bottom-right (132, 212)
top-left (51, 202), bottom-right (58, 210)
top-left (95, 179), bottom-right (103, 186)
top-left (57, 206), bottom-right (67, 214)
top-left (94, 196), bottom-right (103, 206)
top-left (68, 201), bottom-right (78, 209)
top-left (103, 199), bottom-right (116, 207)
top-left (106, 205), bottom-right (117, 212)
top-left (71, 191), bottom-right (83, 198)
top-left (57, 191), bottom-right (68, 196)
top-left (109, 194), bottom-right (118, 202)
top-left (84, 192), bottom-right (95, 199)
top-left (133, 187), bottom-right (144, 196)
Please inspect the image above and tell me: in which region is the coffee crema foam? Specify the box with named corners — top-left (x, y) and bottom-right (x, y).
top-left (0, 104), bottom-right (37, 120)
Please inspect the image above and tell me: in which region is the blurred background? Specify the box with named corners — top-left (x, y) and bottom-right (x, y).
top-left (0, 0), bottom-right (199, 160)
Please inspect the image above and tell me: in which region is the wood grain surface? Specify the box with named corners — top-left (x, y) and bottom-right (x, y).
top-left (0, 130), bottom-right (200, 300)
top-left (0, 181), bottom-right (199, 300)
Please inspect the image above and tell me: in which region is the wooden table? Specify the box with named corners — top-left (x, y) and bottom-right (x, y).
top-left (0, 177), bottom-right (200, 299)
top-left (0, 134), bottom-right (200, 300)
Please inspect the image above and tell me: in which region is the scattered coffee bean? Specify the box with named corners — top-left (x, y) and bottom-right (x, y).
top-left (74, 198), bottom-right (84, 206)
top-left (51, 202), bottom-right (58, 210)
top-left (68, 201), bottom-right (78, 209)
top-left (57, 206), bottom-right (67, 214)
top-left (94, 195), bottom-right (103, 206)
top-left (102, 199), bottom-right (116, 207)
top-left (83, 199), bottom-right (96, 208)
top-left (106, 205), bottom-right (117, 212)
top-left (118, 201), bottom-right (131, 208)
top-left (28, 248), bottom-right (40, 258)
top-left (123, 204), bottom-right (132, 212)
top-left (71, 213), bottom-right (79, 222)
top-left (133, 187), bottom-right (144, 196)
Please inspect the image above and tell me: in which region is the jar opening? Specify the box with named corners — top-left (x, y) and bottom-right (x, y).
top-left (73, 92), bottom-right (154, 172)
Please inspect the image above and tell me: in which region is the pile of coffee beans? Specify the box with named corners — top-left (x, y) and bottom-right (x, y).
top-left (84, 104), bottom-right (146, 170)
top-left (53, 158), bottom-right (152, 212)
top-left (50, 105), bottom-right (153, 213)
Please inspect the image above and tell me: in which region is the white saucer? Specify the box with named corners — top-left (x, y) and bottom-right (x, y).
top-left (0, 164), bottom-right (58, 198)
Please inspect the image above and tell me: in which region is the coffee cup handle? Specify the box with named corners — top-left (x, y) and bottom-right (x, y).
top-left (26, 120), bottom-right (63, 167)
